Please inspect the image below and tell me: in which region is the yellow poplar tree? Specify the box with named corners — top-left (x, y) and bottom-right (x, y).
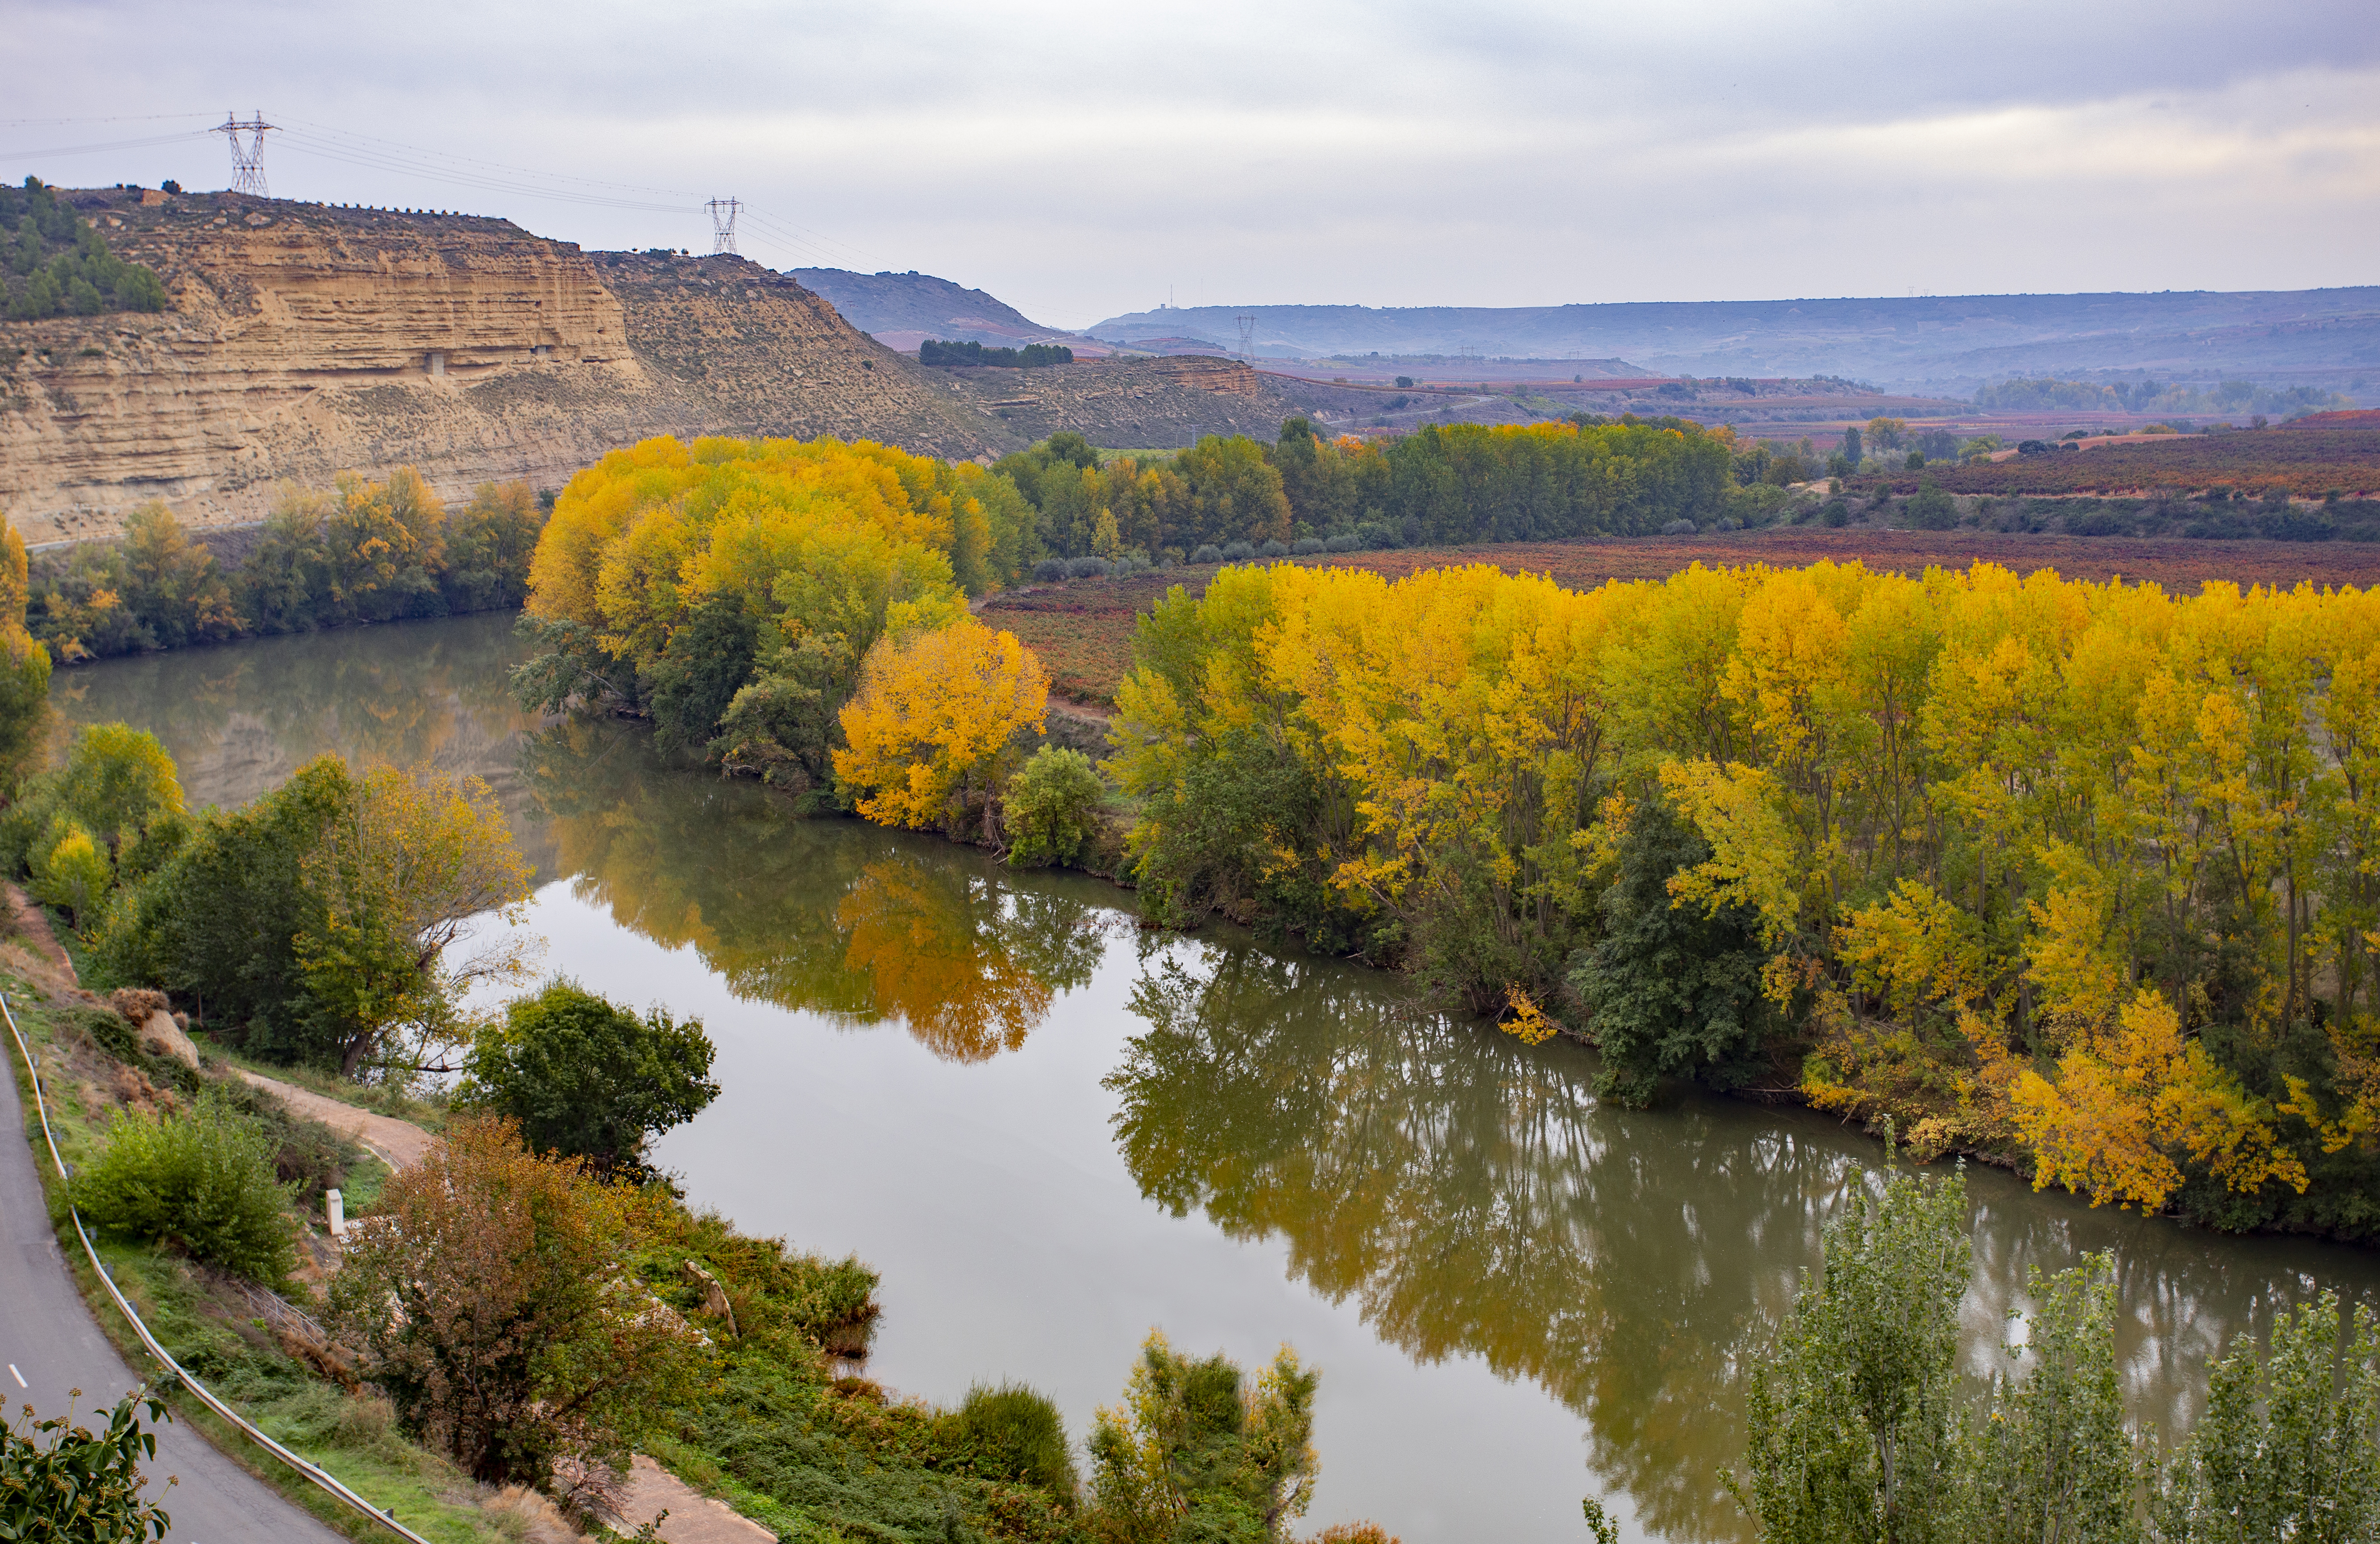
top-left (835, 617), bottom-right (1048, 836)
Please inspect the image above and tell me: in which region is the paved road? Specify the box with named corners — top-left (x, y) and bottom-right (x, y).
top-left (0, 1045), bottom-right (345, 1544)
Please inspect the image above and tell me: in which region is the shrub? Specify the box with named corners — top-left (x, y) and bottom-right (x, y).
top-left (1713, 516), bottom-right (1740, 532)
top-left (1003, 746), bottom-right (1105, 868)
top-left (1291, 537), bottom-right (1325, 555)
top-left (1906, 480), bottom-right (1958, 531)
top-left (1030, 558), bottom-right (1067, 583)
top-left (1323, 532), bottom-right (1361, 553)
top-left (1219, 540), bottom-right (1255, 562)
top-left (939, 1382), bottom-right (1079, 1503)
top-left (0, 1390), bottom-right (175, 1543)
top-left (327, 1117), bottom-right (703, 1487)
top-left (457, 979), bottom-right (719, 1181)
top-left (1259, 540), bottom-right (1292, 558)
top-left (1661, 518), bottom-right (1696, 535)
top-left (1189, 545), bottom-right (1222, 564)
top-left (1065, 556), bottom-right (1113, 580)
top-left (29, 816), bottom-right (110, 927)
top-left (1822, 501), bottom-right (1850, 527)
top-left (70, 1089), bottom-right (297, 1285)
top-left (1086, 1331), bottom-right (1318, 1540)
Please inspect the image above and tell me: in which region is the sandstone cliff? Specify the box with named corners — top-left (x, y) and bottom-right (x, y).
top-left (0, 188), bottom-right (1301, 545)
top-left (0, 189), bottom-right (999, 544)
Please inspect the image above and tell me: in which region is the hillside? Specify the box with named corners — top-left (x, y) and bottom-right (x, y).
top-left (0, 188), bottom-right (1002, 544)
top-left (791, 267), bottom-right (1077, 354)
top-left (1092, 290), bottom-right (2380, 394)
top-left (925, 353), bottom-right (1293, 448)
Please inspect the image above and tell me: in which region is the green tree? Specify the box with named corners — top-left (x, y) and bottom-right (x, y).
top-left (643, 590), bottom-right (758, 755)
top-left (0, 1390), bottom-right (174, 1543)
top-left (1566, 796), bottom-right (1778, 1105)
top-left (1965, 1255), bottom-right (2141, 1544)
top-left (1174, 435), bottom-right (1292, 549)
top-left (116, 501), bottom-right (241, 647)
top-left (1085, 1330), bottom-right (1319, 1542)
top-left (457, 979), bottom-right (719, 1180)
top-left (1004, 745), bottom-right (1106, 868)
top-left (443, 481), bottom-right (546, 611)
top-left (1731, 1164), bottom-right (1970, 1544)
top-left (1905, 480), bottom-right (1956, 531)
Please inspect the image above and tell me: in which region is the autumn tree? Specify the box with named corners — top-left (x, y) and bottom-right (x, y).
top-left (326, 1116), bottom-right (704, 1491)
top-left (0, 515), bottom-right (50, 793)
top-left (295, 763), bottom-right (537, 1077)
top-left (834, 616), bottom-right (1048, 838)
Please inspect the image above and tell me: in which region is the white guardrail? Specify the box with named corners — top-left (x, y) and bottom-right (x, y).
top-left (2, 992), bottom-right (432, 1544)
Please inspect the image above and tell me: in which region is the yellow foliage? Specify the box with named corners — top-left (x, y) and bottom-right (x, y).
top-left (1502, 986), bottom-right (1559, 1046)
top-left (834, 616), bottom-right (1048, 832)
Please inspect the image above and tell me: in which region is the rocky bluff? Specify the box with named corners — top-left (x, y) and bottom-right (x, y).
top-left (0, 189), bottom-right (999, 543)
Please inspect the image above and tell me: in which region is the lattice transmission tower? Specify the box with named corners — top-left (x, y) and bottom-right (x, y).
top-left (1235, 314), bottom-right (1255, 363)
top-left (218, 111), bottom-right (274, 197)
top-left (707, 198), bottom-right (740, 255)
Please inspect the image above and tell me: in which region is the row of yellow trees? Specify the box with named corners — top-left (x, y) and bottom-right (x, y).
top-left (1107, 558), bottom-right (2380, 1235)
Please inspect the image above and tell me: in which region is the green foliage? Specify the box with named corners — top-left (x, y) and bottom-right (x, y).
top-left (69, 1088), bottom-right (299, 1286)
top-left (94, 754), bottom-right (350, 1061)
top-left (0, 1389), bottom-right (173, 1542)
top-left (939, 1384), bottom-right (1080, 1504)
top-left (0, 722), bottom-right (184, 927)
top-left (1567, 797), bottom-right (1777, 1105)
top-left (1085, 1332), bottom-right (1320, 1543)
top-left (2155, 1292), bottom-right (2380, 1544)
top-left (0, 179), bottom-right (167, 320)
top-left (457, 978), bottom-right (720, 1180)
top-left (1733, 1163), bottom-right (1971, 1544)
top-left (921, 338), bottom-right (1072, 367)
top-left (1966, 1256), bottom-right (2140, 1544)
top-left (1003, 745), bottom-right (1105, 868)
top-left (644, 590), bottom-right (759, 755)
top-left (1905, 480), bottom-right (1958, 531)
top-left (28, 815), bottom-right (111, 927)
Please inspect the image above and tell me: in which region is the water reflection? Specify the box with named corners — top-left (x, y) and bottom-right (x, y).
top-left (1107, 946), bottom-right (2380, 1542)
top-left (519, 717), bottom-right (1109, 1059)
top-left (53, 616), bottom-right (2380, 1542)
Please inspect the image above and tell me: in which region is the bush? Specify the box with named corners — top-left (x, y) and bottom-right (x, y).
top-left (0, 1390), bottom-right (175, 1543)
top-left (939, 1383), bottom-right (1079, 1502)
top-left (1064, 556), bottom-right (1113, 580)
top-left (1906, 480), bottom-right (1958, 531)
top-left (70, 1089), bottom-right (297, 1285)
top-left (1713, 516), bottom-right (1740, 532)
top-left (1003, 746), bottom-right (1105, 869)
top-left (1822, 501), bottom-right (1850, 527)
top-left (1661, 518), bottom-right (1696, 536)
top-left (1219, 540), bottom-right (1255, 562)
top-left (1189, 545), bottom-right (1222, 564)
top-left (1323, 532), bottom-right (1361, 553)
top-left (1259, 540), bottom-right (1291, 558)
top-left (1291, 537), bottom-right (1325, 555)
top-left (457, 979), bottom-right (719, 1181)
top-left (1031, 558), bottom-right (1067, 583)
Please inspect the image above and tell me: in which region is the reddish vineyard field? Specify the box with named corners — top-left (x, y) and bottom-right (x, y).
top-left (1854, 425), bottom-right (2380, 499)
top-left (982, 529), bottom-right (2380, 708)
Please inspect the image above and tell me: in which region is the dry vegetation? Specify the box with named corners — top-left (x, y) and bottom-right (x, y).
top-left (1854, 424), bottom-right (2380, 498)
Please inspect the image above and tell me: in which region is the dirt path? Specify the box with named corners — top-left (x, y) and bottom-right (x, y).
top-left (237, 1078), bottom-right (769, 1544)
top-left (235, 1070), bottom-right (437, 1170)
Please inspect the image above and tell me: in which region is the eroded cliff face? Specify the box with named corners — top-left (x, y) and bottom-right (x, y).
top-left (0, 189), bottom-right (1002, 543)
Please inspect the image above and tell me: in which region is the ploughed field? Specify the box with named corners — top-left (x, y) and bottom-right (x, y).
top-left (1850, 422), bottom-right (2380, 498)
top-left (981, 528), bottom-right (2380, 707)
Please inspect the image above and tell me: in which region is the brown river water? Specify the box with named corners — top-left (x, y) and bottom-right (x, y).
top-left (51, 610), bottom-right (2380, 1543)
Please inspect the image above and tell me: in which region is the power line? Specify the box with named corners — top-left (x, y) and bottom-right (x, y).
top-left (707, 196), bottom-right (740, 255)
top-left (0, 129), bottom-right (215, 160)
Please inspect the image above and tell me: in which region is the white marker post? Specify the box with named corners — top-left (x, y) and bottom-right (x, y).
top-left (325, 1188), bottom-right (345, 1238)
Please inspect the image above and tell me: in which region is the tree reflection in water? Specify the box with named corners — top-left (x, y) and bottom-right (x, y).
top-left (1107, 945), bottom-right (2380, 1543)
top-left (519, 717), bottom-right (1108, 1060)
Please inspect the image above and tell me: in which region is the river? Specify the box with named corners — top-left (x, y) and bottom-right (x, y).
top-left (51, 611), bottom-right (2380, 1543)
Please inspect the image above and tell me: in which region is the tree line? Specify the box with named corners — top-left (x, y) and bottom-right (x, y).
top-left (1976, 375), bottom-right (2352, 420)
top-left (993, 414), bottom-right (1733, 565)
top-left (26, 474), bottom-right (544, 661)
top-left (920, 337), bottom-right (1074, 367)
top-left (1106, 557), bottom-right (2380, 1239)
top-left (2, 176), bottom-right (166, 320)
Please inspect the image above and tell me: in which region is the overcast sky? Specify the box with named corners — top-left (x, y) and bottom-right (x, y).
top-left (7, 0), bottom-right (2375, 327)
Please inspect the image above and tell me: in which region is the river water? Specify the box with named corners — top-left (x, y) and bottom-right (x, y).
top-left (52, 612), bottom-right (2380, 1543)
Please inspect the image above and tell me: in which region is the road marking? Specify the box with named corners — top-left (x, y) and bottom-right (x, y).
top-left (7, 1364), bottom-right (23, 1388)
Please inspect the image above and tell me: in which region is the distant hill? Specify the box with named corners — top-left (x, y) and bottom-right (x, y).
top-left (792, 268), bottom-right (1078, 354)
top-left (1091, 290), bottom-right (2380, 395)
